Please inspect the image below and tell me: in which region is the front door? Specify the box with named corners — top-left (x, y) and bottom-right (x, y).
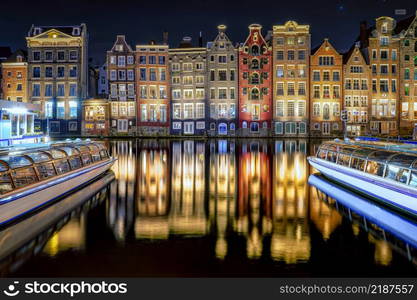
top-left (117, 119), bottom-right (128, 133)
top-left (218, 123), bottom-right (227, 135)
top-left (381, 122), bottom-right (389, 134)
top-left (184, 122), bottom-right (194, 134)
top-left (322, 122), bottom-right (330, 135)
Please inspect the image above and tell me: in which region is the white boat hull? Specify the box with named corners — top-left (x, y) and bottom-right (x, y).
top-left (308, 157), bottom-right (417, 216)
top-left (0, 158), bottom-right (116, 226)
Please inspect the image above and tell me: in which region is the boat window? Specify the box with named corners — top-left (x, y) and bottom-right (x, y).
top-left (387, 154), bottom-right (417, 168)
top-left (365, 161), bottom-right (385, 176)
top-left (45, 149), bottom-right (67, 159)
top-left (409, 171), bottom-right (417, 188)
top-left (54, 159), bottom-right (71, 175)
top-left (0, 156), bottom-right (32, 169)
top-left (367, 151), bottom-right (394, 163)
top-left (58, 147), bottom-right (80, 157)
top-left (352, 148), bottom-right (374, 159)
top-left (81, 153), bottom-right (92, 165)
top-left (337, 154), bottom-right (351, 167)
top-left (100, 150), bottom-right (109, 159)
top-left (327, 151), bottom-right (337, 163)
top-left (0, 173), bottom-right (13, 194)
top-left (36, 162), bottom-right (56, 179)
top-left (11, 167), bottom-right (38, 188)
top-left (351, 157), bottom-right (366, 171)
top-left (397, 168), bottom-right (410, 184)
top-left (317, 149), bottom-right (327, 159)
top-left (68, 157), bottom-right (82, 170)
top-left (76, 145), bottom-right (90, 153)
top-left (26, 152), bottom-right (51, 163)
top-left (92, 152), bottom-right (101, 162)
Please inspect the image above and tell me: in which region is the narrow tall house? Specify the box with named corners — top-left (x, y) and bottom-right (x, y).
top-left (107, 35), bottom-right (136, 135)
top-left (368, 17), bottom-right (400, 136)
top-left (398, 11), bottom-right (417, 135)
top-left (310, 39), bottom-right (343, 136)
top-left (342, 43), bottom-right (371, 136)
top-left (238, 24), bottom-right (272, 136)
top-left (1, 50), bottom-right (28, 102)
top-left (207, 25), bottom-right (238, 136)
top-left (272, 21), bottom-right (310, 136)
top-left (136, 42), bottom-right (170, 135)
top-left (169, 37), bottom-right (207, 135)
top-left (26, 24), bottom-right (88, 135)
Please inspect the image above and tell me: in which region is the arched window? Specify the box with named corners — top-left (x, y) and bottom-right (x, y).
top-left (250, 73), bottom-right (259, 84)
top-left (250, 88), bottom-right (259, 100)
top-left (323, 104), bottom-right (330, 120)
top-left (242, 121), bottom-right (247, 129)
top-left (251, 59), bottom-right (259, 69)
top-left (250, 122), bottom-right (259, 132)
top-left (251, 45), bottom-right (259, 55)
top-left (230, 123), bottom-right (236, 130)
top-left (218, 123), bottom-right (227, 135)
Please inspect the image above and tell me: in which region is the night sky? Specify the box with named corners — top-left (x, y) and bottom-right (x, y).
top-left (1, 0), bottom-right (416, 65)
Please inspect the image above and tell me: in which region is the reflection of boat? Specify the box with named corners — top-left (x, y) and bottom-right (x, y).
top-left (0, 171), bottom-right (114, 276)
top-left (307, 140), bottom-right (417, 216)
top-left (308, 174), bottom-right (417, 263)
top-left (0, 140), bottom-right (116, 226)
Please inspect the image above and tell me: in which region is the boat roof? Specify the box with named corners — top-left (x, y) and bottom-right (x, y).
top-left (324, 138), bottom-right (417, 156)
top-left (0, 139), bottom-right (106, 158)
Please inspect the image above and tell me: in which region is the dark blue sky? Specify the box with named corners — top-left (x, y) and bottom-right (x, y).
top-left (1, 0), bottom-right (416, 64)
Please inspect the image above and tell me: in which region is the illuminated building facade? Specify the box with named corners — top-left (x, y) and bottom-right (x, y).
top-left (26, 24), bottom-right (88, 135)
top-left (238, 24), bottom-right (272, 136)
top-left (368, 17), bottom-right (400, 136)
top-left (81, 98), bottom-right (109, 136)
top-left (107, 35), bottom-right (136, 135)
top-left (169, 37), bottom-right (207, 135)
top-left (272, 21), bottom-right (310, 136)
top-left (0, 46), bottom-right (12, 100)
top-left (1, 50), bottom-right (28, 102)
top-left (136, 43), bottom-right (170, 135)
top-left (399, 12), bottom-right (417, 135)
top-left (310, 39), bottom-right (343, 136)
top-left (342, 44), bottom-right (371, 136)
top-left (207, 25), bottom-right (238, 136)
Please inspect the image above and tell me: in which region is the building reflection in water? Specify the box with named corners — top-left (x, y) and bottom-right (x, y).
top-left (108, 140), bottom-right (136, 241)
top-left (271, 140), bottom-right (310, 263)
top-left (208, 140), bottom-right (237, 259)
top-left (107, 139), bottom-right (313, 262)
top-left (104, 139), bottom-right (407, 267)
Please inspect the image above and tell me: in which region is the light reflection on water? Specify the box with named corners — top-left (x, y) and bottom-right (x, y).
top-left (2, 139), bottom-right (417, 277)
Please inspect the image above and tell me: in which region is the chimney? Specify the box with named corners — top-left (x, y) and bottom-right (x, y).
top-left (163, 30), bottom-right (168, 45)
top-left (198, 31), bottom-right (203, 47)
top-left (359, 21), bottom-right (368, 49)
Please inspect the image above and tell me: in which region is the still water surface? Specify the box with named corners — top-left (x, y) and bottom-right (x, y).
top-left (1, 139), bottom-right (417, 277)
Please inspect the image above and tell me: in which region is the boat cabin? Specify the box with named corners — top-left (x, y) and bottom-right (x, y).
top-left (316, 142), bottom-right (417, 188)
top-left (0, 142), bottom-right (109, 195)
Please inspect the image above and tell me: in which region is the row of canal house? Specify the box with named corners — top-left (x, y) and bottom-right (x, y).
top-left (103, 13), bottom-right (417, 137)
top-left (1, 12), bottom-right (416, 138)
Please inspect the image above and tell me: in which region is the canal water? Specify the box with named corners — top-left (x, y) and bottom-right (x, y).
top-left (1, 139), bottom-right (417, 277)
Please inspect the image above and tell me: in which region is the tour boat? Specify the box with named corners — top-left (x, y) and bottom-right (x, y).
top-left (307, 139), bottom-right (417, 217)
top-left (0, 140), bottom-right (116, 226)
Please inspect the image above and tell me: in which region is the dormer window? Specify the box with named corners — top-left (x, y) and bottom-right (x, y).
top-left (33, 27), bottom-right (42, 35)
top-left (381, 22), bottom-right (388, 33)
top-left (116, 44), bottom-right (123, 52)
top-left (16, 55), bottom-right (23, 62)
top-left (72, 27), bottom-right (80, 36)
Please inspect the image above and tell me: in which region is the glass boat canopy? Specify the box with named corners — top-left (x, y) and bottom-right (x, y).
top-left (0, 141), bottom-right (109, 195)
top-left (316, 141), bottom-right (417, 188)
